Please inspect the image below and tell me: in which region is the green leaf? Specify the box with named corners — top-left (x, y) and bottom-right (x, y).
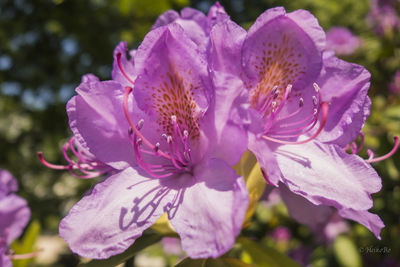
top-left (238, 237), bottom-right (301, 267)
top-left (333, 235), bottom-right (362, 267)
top-left (11, 220), bottom-right (41, 267)
top-left (78, 234), bottom-right (161, 267)
top-left (175, 258), bottom-right (255, 267)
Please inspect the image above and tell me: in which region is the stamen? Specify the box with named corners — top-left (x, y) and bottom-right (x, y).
top-left (299, 98), bottom-right (304, 107)
top-left (116, 52), bottom-right (135, 85)
top-left (37, 152), bottom-right (69, 170)
top-left (262, 102), bottom-right (329, 145)
top-left (366, 136), bottom-right (399, 163)
top-left (38, 138), bottom-right (111, 178)
top-left (154, 143), bottom-right (160, 153)
top-left (123, 86), bottom-right (171, 160)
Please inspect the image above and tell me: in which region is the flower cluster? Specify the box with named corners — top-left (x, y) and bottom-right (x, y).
top-left (39, 2), bottom-right (398, 260)
top-left (0, 169), bottom-right (31, 267)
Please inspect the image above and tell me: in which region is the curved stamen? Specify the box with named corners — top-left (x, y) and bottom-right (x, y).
top-left (116, 52), bottom-right (136, 85)
top-left (123, 86), bottom-right (172, 161)
top-left (262, 102), bottom-right (329, 145)
top-left (38, 152), bottom-right (70, 170)
top-left (366, 136), bottom-right (399, 163)
top-left (38, 138), bottom-right (111, 178)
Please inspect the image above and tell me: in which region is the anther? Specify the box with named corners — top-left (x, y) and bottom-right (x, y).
top-left (137, 138), bottom-right (142, 146)
top-left (299, 98), bottom-right (304, 107)
top-left (137, 119), bottom-right (144, 130)
top-left (128, 128), bottom-right (133, 135)
top-left (313, 109), bottom-right (318, 115)
top-left (271, 101), bottom-right (277, 108)
top-left (162, 134), bottom-right (168, 140)
top-left (286, 84), bottom-right (293, 93)
top-left (154, 142), bottom-right (160, 152)
top-left (167, 135), bottom-right (173, 143)
top-left (171, 115), bottom-right (177, 122)
top-left (183, 130), bottom-right (189, 137)
top-left (312, 96), bottom-right (318, 106)
top-left (313, 83), bottom-right (320, 92)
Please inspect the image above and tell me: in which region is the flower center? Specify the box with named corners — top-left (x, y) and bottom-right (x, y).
top-left (123, 87), bottom-right (193, 179)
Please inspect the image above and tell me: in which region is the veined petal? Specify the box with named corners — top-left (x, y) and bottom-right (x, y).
top-left (152, 7), bottom-right (208, 50)
top-left (203, 20), bottom-right (248, 165)
top-left (338, 208), bottom-right (384, 239)
top-left (133, 24), bottom-right (210, 160)
top-left (0, 194), bottom-right (30, 243)
top-left (169, 158), bottom-right (249, 258)
top-left (248, 134), bottom-right (281, 186)
top-left (59, 168), bottom-right (176, 259)
top-left (316, 53), bottom-right (371, 146)
top-left (280, 184), bottom-right (384, 239)
top-left (243, 7), bottom-right (324, 110)
top-left (274, 140), bottom-right (381, 210)
top-left (68, 80), bottom-right (136, 170)
top-left (279, 183), bottom-right (333, 229)
top-left (208, 19), bottom-right (246, 76)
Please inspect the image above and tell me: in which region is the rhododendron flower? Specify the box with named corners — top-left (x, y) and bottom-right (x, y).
top-left (389, 70), bottom-right (400, 94)
top-left (57, 22), bottom-right (249, 259)
top-left (368, 0), bottom-right (399, 36)
top-left (0, 169), bottom-right (31, 267)
top-left (211, 7), bottom-right (397, 239)
top-left (326, 27), bottom-right (362, 55)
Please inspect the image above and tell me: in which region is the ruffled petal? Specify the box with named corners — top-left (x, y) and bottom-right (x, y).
top-left (280, 184), bottom-right (384, 239)
top-left (338, 208), bottom-right (384, 239)
top-left (316, 53), bottom-right (371, 146)
top-left (59, 168), bottom-right (176, 259)
top-left (274, 140), bottom-right (381, 210)
top-left (207, 2), bottom-right (229, 29)
top-left (208, 19), bottom-right (246, 76)
top-left (0, 194), bottom-right (30, 243)
top-left (203, 20), bottom-right (248, 165)
top-left (67, 80), bottom-right (136, 170)
top-left (169, 158), bottom-right (249, 258)
top-left (248, 135), bottom-right (281, 186)
top-left (152, 8), bottom-right (208, 50)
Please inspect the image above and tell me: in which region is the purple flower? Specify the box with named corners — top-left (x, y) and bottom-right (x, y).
top-left (57, 22), bottom-right (249, 259)
top-left (211, 7), bottom-right (392, 239)
top-left (270, 226), bottom-right (291, 243)
top-left (326, 27), bottom-right (362, 56)
top-left (0, 169), bottom-right (31, 267)
top-left (161, 237), bottom-right (183, 256)
top-left (389, 70), bottom-right (400, 94)
top-left (368, 0), bottom-right (399, 36)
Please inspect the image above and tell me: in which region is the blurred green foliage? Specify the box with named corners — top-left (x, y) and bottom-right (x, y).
top-left (0, 0), bottom-right (399, 266)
